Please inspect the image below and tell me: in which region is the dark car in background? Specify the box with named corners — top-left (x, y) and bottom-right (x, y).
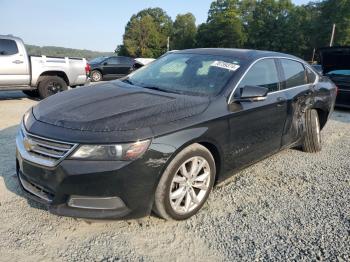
top-left (89, 56), bottom-right (141, 82)
top-left (16, 49), bottom-right (336, 220)
top-left (317, 47), bottom-right (350, 108)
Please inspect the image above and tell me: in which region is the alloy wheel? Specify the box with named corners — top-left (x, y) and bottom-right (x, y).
top-left (92, 71), bottom-right (101, 82)
top-left (169, 156), bottom-right (211, 214)
top-left (47, 81), bottom-right (63, 95)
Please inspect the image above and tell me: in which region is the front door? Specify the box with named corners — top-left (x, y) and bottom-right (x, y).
top-left (0, 38), bottom-right (30, 86)
top-left (226, 58), bottom-right (288, 170)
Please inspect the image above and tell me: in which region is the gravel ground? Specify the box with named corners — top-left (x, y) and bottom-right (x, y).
top-left (0, 90), bottom-right (349, 262)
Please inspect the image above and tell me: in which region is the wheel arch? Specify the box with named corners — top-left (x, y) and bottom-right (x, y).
top-left (91, 68), bottom-right (103, 76)
top-left (38, 71), bottom-right (69, 86)
top-left (312, 107), bottom-right (329, 130)
top-left (157, 138), bottom-right (224, 185)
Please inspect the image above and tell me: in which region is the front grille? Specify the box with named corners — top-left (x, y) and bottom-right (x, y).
top-left (17, 125), bottom-right (77, 167)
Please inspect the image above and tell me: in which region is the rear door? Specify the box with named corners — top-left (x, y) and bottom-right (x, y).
top-left (118, 57), bottom-right (134, 75)
top-left (277, 58), bottom-right (316, 148)
top-left (0, 38), bottom-right (30, 86)
top-left (227, 58), bottom-right (288, 170)
top-left (102, 57), bottom-right (121, 76)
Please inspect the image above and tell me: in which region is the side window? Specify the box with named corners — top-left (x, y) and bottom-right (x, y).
top-left (0, 39), bottom-right (19, 55)
top-left (107, 57), bottom-right (120, 65)
top-left (280, 59), bottom-right (307, 88)
top-left (120, 57), bottom-right (133, 65)
top-left (305, 66), bottom-right (316, 83)
top-left (238, 59), bottom-right (279, 92)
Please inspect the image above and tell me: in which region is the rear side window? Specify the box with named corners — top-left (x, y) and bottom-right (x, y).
top-left (238, 58), bottom-right (279, 92)
top-left (0, 39), bottom-right (18, 55)
top-left (280, 59), bottom-right (307, 88)
top-left (107, 57), bottom-right (120, 64)
top-left (119, 57), bottom-right (133, 64)
top-left (306, 67), bottom-right (316, 83)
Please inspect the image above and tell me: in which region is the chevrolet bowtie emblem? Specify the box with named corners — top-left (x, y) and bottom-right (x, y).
top-left (23, 137), bottom-right (35, 152)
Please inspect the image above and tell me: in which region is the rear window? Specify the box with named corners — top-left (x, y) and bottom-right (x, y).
top-left (306, 67), bottom-right (316, 83)
top-left (0, 39), bottom-right (18, 55)
top-left (280, 59), bottom-right (307, 88)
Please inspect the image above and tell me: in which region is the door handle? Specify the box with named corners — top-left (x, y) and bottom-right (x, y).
top-left (276, 97), bottom-right (286, 107)
top-left (12, 60), bottom-right (24, 64)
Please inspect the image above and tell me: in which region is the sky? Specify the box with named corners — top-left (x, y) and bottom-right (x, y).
top-left (0, 0), bottom-right (310, 52)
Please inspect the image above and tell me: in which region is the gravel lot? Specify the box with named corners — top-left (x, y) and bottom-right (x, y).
top-left (0, 89), bottom-right (349, 261)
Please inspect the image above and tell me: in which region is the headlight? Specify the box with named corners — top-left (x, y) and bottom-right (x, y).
top-left (23, 108), bottom-right (32, 127)
top-left (69, 140), bottom-right (151, 161)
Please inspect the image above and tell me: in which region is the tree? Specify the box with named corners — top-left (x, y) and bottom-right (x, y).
top-left (121, 8), bottom-right (173, 58)
top-left (315, 0), bottom-right (350, 46)
top-left (196, 0), bottom-right (246, 48)
top-left (241, 0), bottom-right (294, 51)
top-left (172, 13), bottom-right (197, 50)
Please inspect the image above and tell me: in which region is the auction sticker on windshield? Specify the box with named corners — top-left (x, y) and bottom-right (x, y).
top-left (211, 61), bottom-right (240, 71)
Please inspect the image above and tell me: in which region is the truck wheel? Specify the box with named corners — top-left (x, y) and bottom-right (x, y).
top-left (91, 70), bottom-right (102, 82)
top-left (302, 109), bottom-right (322, 153)
top-left (153, 143), bottom-right (216, 220)
top-left (22, 90), bottom-right (39, 98)
top-left (38, 76), bottom-right (68, 99)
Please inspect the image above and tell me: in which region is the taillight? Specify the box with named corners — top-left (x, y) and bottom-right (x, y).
top-left (85, 63), bottom-right (91, 75)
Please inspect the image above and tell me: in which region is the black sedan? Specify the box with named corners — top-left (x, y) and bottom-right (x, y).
top-left (16, 49), bottom-right (336, 220)
top-left (89, 56), bottom-right (143, 82)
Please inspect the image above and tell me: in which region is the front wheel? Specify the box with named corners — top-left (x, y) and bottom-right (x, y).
top-left (302, 109), bottom-right (322, 153)
top-left (153, 143), bottom-right (216, 220)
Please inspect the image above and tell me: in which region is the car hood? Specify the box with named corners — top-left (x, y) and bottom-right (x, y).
top-left (33, 81), bottom-right (210, 132)
top-left (318, 47), bottom-right (350, 74)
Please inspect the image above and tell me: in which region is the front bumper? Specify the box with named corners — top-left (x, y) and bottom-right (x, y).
top-left (16, 144), bottom-right (169, 220)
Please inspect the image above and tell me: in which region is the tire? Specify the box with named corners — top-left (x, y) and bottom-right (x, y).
top-left (38, 76), bottom-right (68, 99)
top-left (153, 143), bottom-right (216, 220)
top-left (91, 70), bottom-right (102, 82)
top-left (22, 90), bottom-right (39, 98)
top-left (302, 109), bottom-right (322, 153)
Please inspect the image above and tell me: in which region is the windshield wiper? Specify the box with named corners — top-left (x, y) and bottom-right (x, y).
top-left (142, 86), bottom-right (183, 94)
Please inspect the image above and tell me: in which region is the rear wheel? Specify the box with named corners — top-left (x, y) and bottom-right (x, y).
top-left (153, 143), bottom-right (215, 220)
top-left (302, 109), bottom-right (322, 153)
top-left (38, 76), bottom-right (68, 99)
top-left (91, 70), bottom-right (102, 82)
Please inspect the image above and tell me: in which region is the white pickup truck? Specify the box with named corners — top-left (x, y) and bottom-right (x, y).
top-left (0, 35), bottom-right (90, 98)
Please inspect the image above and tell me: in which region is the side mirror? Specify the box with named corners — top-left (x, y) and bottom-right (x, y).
top-left (236, 85), bottom-right (268, 102)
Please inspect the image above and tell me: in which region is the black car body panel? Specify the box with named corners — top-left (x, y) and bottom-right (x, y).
top-left (317, 47), bottom-right (350, 108)
top-left (16, 48), bottom-right (337, 219)
top-left (33, 82), bottom-right (210, 133)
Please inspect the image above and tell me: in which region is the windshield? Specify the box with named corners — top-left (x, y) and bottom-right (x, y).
top-left (89, 56), bottom-right (107, 64)
top-left (127, 53), bottom-right (241, 96)
top-left (326, 70), bottom-right (350, 76)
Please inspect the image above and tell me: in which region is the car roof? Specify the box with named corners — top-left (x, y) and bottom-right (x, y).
top-left (174, 48), bottom-right (301, 63)
top-left (0, 35), bottom-right (23, 42)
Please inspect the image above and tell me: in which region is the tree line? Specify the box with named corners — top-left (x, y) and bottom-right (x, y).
top-left (26, 45), bottom-right (113, 60)
top-left (117, 0), bottom-right (350, 60)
